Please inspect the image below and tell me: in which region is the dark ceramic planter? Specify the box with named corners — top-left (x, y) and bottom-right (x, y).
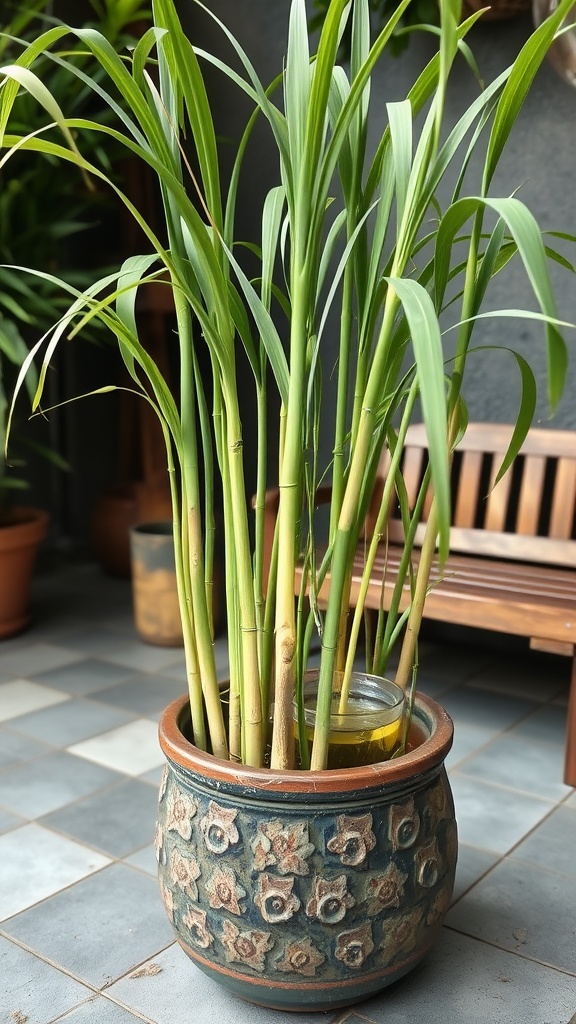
top-left (157, 693), bottom-right (457, 1012)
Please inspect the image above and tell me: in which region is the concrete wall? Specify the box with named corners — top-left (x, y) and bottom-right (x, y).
top-left (181, 2), bottom-right (576, 439)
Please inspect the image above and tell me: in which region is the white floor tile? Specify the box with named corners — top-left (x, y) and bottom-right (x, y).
top-left (68, 719), bottom-right (164, 775)
top-left (0, 823), bottom-right (110, 921)
top-left (0, 679), bottom-right (70, 722)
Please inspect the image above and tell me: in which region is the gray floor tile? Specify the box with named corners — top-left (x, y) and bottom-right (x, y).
top-left (60, 626), bottom-right (134, 656)
top-left (440, 687), bottom-right (539, 734)
top-left (0, 807), bottom-right (24, 834)
top-left (356, 928), bottom-right (576, 1023)
top-left (511, 804), bottom-right (576, 877)
top-left (68, 719), bottom-right (163, 776)
top-left (0, 679), bottom-right (70, 722)
top-left (446, 857), bottom-right (576, 974)
top-left (124, 842), bottom-right (157, 877)
top-left (106, 942), bottom-right (327, 1024)
top-left (90, 675), bottom-right (188, 718)
top-left (42, 778), bottom-right (159, 857)
top-left (415, 643), bottom-right (494, 686)
top-left (0, 643), bottom-right (85, 678)
top-left (101, 644), bottom-right (185, 673)
top-left (455, 733), bottom-right (571, 802)
top-left (445, 723), bottom-right (494, 771)
top-left (139, 765), bottom-right (166, 787)
top-left (465, 653), bottom-right (569, 701)
top-left (4, 863), bottom-right (174, 989)
top-left (0, 934), bottom-right (93, 1024)
top-left (449, 773), bottom-right (554, 854)
top-left (507, 703), bottom-right (569, 747)
top-left (0, 822), bottom-right (110, 921)
top-left (32, 659), bottom-right (137, 696)
top-left (51, 996), bottom-right (148, 1024)
top-left (0, 725), bottom-right (54, 767)
top-left (452, 844), bottom-right (500, 902)
top-left (0, 750), bottom-right (122, 818)
top-left (8, 698), bottom-right (136, 747)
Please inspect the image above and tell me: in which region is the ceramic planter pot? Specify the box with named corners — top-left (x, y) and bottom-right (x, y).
top-left (0, 506), bottom-right (49, 639)
top-left (129, 522), bottom-right (183, 646)
top-left (157, 692), bottom-right (457, 1012)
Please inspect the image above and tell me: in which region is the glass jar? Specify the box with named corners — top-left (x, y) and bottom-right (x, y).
top-left (295, 671), bottom-right (405, 770)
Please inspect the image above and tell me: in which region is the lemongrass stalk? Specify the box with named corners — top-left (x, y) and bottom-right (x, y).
top-left (253, 377), bottom-right (268, 663)
top-left (270, 287), bottom-right (308, 770)
top-left (373, 462), bottom-right (431, 675)
top-left (329, 244), bottom-right (356, 543)
top-left (173, 287), bottom-right (228, 759)
top-left (220, 374), bottom-right (264, 767)
top-left (310, 283), bottom-right (400, 770)
top-left (394, 502), bottom-right (439, 694)
top-left (338, 383), bottom-right (419, 712)
top-left (165, 432), bottom-right (207, 750)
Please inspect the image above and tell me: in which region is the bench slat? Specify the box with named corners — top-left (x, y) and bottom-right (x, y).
top-left (516, 455), bottom-right (546, 535)
top-left (484, 456), bottom-right (513, 532)
top-left (550, 457), bottom-right (576, 539)
top-left (454, 450), bottom-right (483, 528)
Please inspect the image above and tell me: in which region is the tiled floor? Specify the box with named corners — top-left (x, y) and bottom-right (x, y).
top-left (1, 560), bottom-right (575, 1024)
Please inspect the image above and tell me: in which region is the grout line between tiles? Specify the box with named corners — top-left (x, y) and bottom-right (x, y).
top-left (442, 925), bottom-right (576, 978)
top-left (450, 767), bottom-right (563, 804)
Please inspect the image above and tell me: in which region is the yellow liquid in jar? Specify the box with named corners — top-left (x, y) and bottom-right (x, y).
top-left (298, 694), bottom-right (402, 770)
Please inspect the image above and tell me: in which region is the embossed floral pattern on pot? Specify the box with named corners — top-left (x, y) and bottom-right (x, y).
top-left (275, 937), bottom-right (326, 976)
top-left (389, 797), bottom-right (420, 851)
top-left (365, 863), bottom-right (408, 915)
top-left (426, 886), bottom-right (452, 928)
top-left (254, 873), bottom-right (300, 923)
top-left (157, 694), bottom-right (458, 1009)
top-left (200, 800), bottom-right (239, 854)
top-left (326, 813), bottom-right (376, 866)
top-left (221, 920), bottom-right (274, 972)
top-left (165, 785), bottom-right (197, 840)
top-left (205, 865), bottom-right (246, 916)
top-left (306, 874), bottom-right (355, 924)
top-left (154, 821), bottom-right (165, 865)
top-left (251, 819), bottom-right (314, 875)
top-left (159, 878), bottom-right (174, 920)
top-left (183, 905), bottom-right (214, 949)
top-left (159, 765), bottom-right (169, 802)
top-left (335, 922), bottom-right (374, 970)
top-left (169, 848), bottom-right (201, 899)
top-left (380, 908), bottom-right (423, 961)
top-left (415, 838), bottom-right (440, 888)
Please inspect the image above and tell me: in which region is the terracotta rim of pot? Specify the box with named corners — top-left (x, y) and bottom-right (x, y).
top-left (159, 691), bottom-right (454, 796)
top-left (0, 506), bottom-right (49, 550)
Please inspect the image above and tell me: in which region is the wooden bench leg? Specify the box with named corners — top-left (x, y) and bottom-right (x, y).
top-left (564, 652), bottom-right (576, 787)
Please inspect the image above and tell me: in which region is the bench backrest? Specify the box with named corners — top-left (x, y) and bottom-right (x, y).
top-left (381, 423), bottom-right (576, 569)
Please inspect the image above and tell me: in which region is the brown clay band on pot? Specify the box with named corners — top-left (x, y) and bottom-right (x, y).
top-left (158, 692), bottom-right (454, 796)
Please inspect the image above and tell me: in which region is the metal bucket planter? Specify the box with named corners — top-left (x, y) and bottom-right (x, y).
top-left (156, 692), bottom-right (457, 1012)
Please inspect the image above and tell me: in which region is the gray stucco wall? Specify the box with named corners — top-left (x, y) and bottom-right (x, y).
top-left (181, 3), bottom-right (576, 439)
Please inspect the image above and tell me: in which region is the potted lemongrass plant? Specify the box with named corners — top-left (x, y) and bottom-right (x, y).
top-left (1, 0), bottom-right (573, 1009)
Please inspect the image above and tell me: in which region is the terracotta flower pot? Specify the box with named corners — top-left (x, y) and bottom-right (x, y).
top-left (156, 692), bottom-right (457, 1012)
top-left (0, 506), bottom-right (49, 639)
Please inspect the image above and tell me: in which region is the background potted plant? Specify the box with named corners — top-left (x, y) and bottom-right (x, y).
top-left (1, 0), bottom-right (573, 1009)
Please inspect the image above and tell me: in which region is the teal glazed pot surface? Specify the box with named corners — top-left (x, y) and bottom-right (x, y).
top-left (157, 693), bottom-right (457, 1012)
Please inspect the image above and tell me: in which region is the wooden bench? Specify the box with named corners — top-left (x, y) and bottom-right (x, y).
top-left (265, 423), bottom-right (576, 785)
